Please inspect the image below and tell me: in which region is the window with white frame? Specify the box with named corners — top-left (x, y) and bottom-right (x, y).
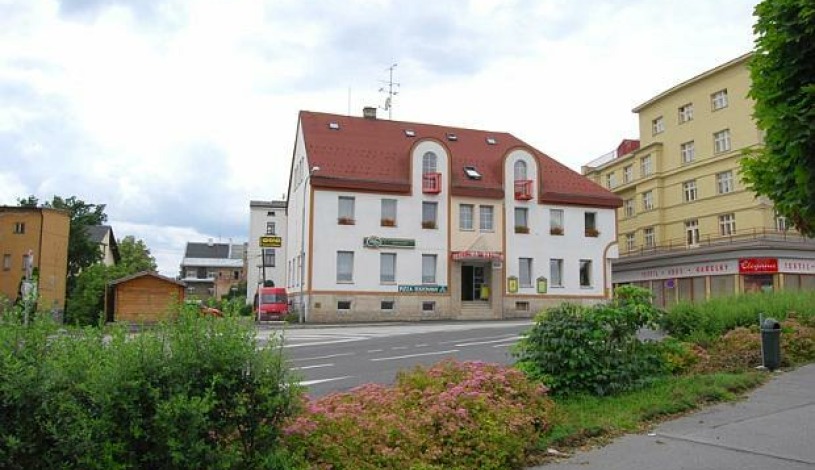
top-left (550, 209), bottom-right (563, 231)
top-left (678, 103), bottom-right (694, 123)
top-left (606, 172), bottom-right (617, 189)
top-left (625, 233), bottom-right (636, 251)
top-left (514, 160), bottom-right (528, 180)
top-left (422, 152), bottom-right (437, 173)
top-left (775, 211), bottom-right (789, 232)
top-left (519, 258), bottom-right (533, 287)
top-left (644, 227), bottom-right (655, 248)
top-left (685, 219), bottom-right (700, 246)
top-left (711, 89), bottom-right (728, 110)
top-left (549, 258), bottom-right (563, 287)
top-left (579, 260), bottom-right (592, 287)
top-left (718, 213), bottom-right (736, 236)
top-left (479, 205), bottom-right (494, 231)
top-left (713, 129), bottom-right (731, 153)
top-left (624, 199), bottom-right (635, 218)
top-left (623, 165), bottom-right (633, 183)
top-left (380, 253), bottom-right (396, 283)
top-left (642, 190), bottom-right (654, 211)
top-left (422, 254), bottom-right (437, 284)
top-left (716, 170), bottom-right (734, 194)
top-left (381, 199), bottom-right (397, 226)
top-left (682, 180), bottom-right (698, 202)
top-left (459, 204), bottom-right (474, 230)
top-left (338, 196), bottom-right (355, 223)
top-left (336, 251), bottom-right (354, 282)
top-left (640, 154), bottom-right (653, 177)
top-left (422, 201), bottom-right (438, 228)
top-left (680, 141), bottom-right (695, 164)
top-left (262, 248), bottom-right (275, 267)
top-left (265, 221), bottom-right (276, 235)
top-left (651, 116), bottom-right (664, 135)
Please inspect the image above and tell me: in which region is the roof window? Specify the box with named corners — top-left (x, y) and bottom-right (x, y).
top-left (446, 133), bottom-right (458, 141)
top-left (486, 137), bottom-right (497, 145)
top-left (463, 166), bottom-right (482, 180)
top-left (404, 129), bottom-right (416, 137)
top-left (328, 122), bottom-right (340, 130)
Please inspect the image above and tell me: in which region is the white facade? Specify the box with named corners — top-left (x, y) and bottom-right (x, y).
top-left (246, 200), bottom-right (287, 305)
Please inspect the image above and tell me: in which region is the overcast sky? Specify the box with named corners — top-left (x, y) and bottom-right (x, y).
top-left (1, 0), bottom-right (758, 276)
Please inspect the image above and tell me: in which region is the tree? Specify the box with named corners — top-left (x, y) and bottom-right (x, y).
top-left (117, 235), bottom-right (157, 273)
top-left (741, 0), bottom-right (815, 237)
top-left (18, 195), bottom-right (108, 289)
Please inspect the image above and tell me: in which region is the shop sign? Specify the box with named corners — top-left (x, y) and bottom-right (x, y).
top-left (507, 276), bottom-right (519, 293)
top-left (364, 236), bottom-right (416, 249)
top-left (451, 250), bottom-right (504, 261)
top-left (739, 258), bottom-right (778, 274)
top-left (259, 236), bottom-right (282, 248)
top-left (778, 259), bottom-right (815, 274)
top-left (536, 277), bottom-right (548, 294)
top-left (398, 285), bottom-right (447, 293)
top-left (614, 260), bottom-right (738, 283)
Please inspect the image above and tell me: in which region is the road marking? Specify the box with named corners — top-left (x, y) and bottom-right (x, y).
top-left (300, 376), bottom-right (352, 386)
top-left (367, 349), bottom-right (384, 353)
top-left (283, 338), bottom-right (365, 348)
top-left (371, 349), bottom-right (460, 362)
top-left (289, 352), bottom-right (355, 363)
top-left (438, 334), bottom-right (519, 345)
top-left (455, 336), bottom-right (520, 347)
top-left (415, 343), bottom-right (429, 347)
top-left (391, 346), bottom-right (408, 350)
top-left (291, 363), bottom-right (334, 370)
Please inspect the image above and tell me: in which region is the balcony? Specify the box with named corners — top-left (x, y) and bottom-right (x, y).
top-left (514, 180), bottom-right (533, 200)
top-left (423, 172), bottom-right (441, 194)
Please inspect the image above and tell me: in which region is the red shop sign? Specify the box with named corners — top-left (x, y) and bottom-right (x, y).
top-left (738, 258), bottom-right (778, 273)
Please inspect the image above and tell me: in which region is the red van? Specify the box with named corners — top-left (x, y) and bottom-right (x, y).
top-left (255, 287), bottom-right (288, 321)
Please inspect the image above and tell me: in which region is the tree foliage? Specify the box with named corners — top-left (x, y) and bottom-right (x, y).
top-left (118, 235), bottom-right (157, 273)
top-left (741, 0), bottom-right (815, 236)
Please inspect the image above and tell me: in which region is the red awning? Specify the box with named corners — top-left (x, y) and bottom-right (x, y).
top-left (451, 251), bottom-right (504, 261)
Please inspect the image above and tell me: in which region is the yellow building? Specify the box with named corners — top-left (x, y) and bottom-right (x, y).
top-left (583, 53), bottom-right (815, 307)
top-left (0, 206), bottom-right (70, 312)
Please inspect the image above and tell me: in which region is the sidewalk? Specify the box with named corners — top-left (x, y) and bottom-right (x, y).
top-left (529, 364), bottom-right (815, 470)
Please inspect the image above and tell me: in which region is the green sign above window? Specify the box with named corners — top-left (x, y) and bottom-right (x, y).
top-left (363, 236), bottom-right (416, 249)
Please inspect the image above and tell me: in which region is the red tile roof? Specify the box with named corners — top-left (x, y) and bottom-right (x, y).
top-left (299, 111), bottom-right (621, 208)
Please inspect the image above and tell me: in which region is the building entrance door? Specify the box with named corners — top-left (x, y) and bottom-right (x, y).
top-left (461, 265), bottom-right (488, 301)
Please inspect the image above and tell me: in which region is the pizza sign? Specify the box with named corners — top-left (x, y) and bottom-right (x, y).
top-left (738, 258), bottom-right (778, 274)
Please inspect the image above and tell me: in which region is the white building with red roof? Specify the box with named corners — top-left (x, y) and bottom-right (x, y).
top-left (285, 108), bottom-right (622, 322)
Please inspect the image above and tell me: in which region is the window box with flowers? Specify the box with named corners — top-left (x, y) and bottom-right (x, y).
top-left (515, 225), bottom-right (530, 234)
top-left (585, 228), bottom-right (600, 237)
top-left (422, 221), bottom-right (437, 229)
top-left (550, 226), bottom-right (564, 236)
top-left (380, 218), bottom-right (396, 227)
top-left (337, 217), bottom-right (356, 225)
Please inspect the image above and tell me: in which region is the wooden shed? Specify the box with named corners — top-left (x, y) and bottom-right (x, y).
top-left (108, 271), bottom-right (186, 323)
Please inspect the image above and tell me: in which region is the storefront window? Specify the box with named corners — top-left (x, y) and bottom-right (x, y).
top-left (744, 274), bottom-right (773, 294)
top-left (710, 275), bottom-right (736, 298)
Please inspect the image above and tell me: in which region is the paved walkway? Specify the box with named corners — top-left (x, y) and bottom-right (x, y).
top-left (529, 364), bottom-right (815, 470)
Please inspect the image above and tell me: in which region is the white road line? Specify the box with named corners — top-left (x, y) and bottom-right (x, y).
top-left (300, 376), bottom-right (352, 386)
top-left (455, 336), bottom-right (520, 347)
top-left (283, 338), bottom-right (365, 348)
top-left (371, 349), bottom-right (460, 362)
top-left (415, 343), bottom-right (429, 347)
top-left (438, 334), bottom-right (518, 345)
top-left (493, 343), bottom-right (512, 348)
top-left (289, 352), bottom-right (355, 363)
top-left (367, 349), bottom-right (384, 353)
top-left (391, 346), bottom-right (408, 350)
top-left (291, 363), bottom-right (334, 371)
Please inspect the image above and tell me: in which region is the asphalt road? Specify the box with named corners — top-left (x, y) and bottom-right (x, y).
top-left (256, 320), bottom-right (534, 397)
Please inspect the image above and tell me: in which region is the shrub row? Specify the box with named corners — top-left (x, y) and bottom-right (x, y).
top-left (0, 308), bottom-right (302, 470)
top-left (283, 360), bottom-right (553, 470)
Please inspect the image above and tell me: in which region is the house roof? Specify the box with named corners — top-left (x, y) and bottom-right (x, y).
top-left (184, 242), bottom-right (245, 259)
top-left (110, 270), bottom-right (186, 287)
top-left (86, 225), bottom-right (121, 264)
top-left (299, 111), bottom-right (621, 208)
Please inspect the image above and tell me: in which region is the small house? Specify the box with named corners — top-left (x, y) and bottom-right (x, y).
top-left (109, 271), bottom-right (186, 323)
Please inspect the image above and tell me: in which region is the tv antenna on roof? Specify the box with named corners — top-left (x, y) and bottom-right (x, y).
top-left (378, 63), bottom-right (399, 120)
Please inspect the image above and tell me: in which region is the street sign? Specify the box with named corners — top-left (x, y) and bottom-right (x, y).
top-left (259, 236), bottom-right (282, 248)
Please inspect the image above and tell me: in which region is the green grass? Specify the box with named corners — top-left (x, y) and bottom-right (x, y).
top-left (537, 372), bottom-right (768, 452)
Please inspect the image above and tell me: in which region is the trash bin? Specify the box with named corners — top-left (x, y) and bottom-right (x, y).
top-left (761, 318), bottom-right (782, 371)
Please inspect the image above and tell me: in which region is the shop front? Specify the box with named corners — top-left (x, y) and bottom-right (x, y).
top-left (451, 250), bottom-right (504, 319)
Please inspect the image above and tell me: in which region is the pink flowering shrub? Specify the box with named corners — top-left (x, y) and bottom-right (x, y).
top-left (283, 360), bottom-right (552, 470)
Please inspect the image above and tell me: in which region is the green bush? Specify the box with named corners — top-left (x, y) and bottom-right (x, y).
top-left (283, 360), bottom-right (553, 470)
top-left (0, 306), bottom-right (303, 469)
top-left (513, 286), bottom-right (666, 396)
top-left (661, 291), bottom-right (815, 340)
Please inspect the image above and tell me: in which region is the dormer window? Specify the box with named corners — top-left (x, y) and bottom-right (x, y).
top-left (404, 129), bottom-right (416, 137)
top-left (464, 166), bottom-right (481, 180)
top-left (328, 122), bottom-right (340, 130)
top-left (446, 133), bottom-right (458, 141)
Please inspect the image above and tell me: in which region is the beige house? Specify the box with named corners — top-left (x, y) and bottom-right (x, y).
top-left (583, 53), bottom-right (815, 308)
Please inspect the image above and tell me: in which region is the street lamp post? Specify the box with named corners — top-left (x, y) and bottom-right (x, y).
top-left (299, 166), bottom-right (320, 323)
